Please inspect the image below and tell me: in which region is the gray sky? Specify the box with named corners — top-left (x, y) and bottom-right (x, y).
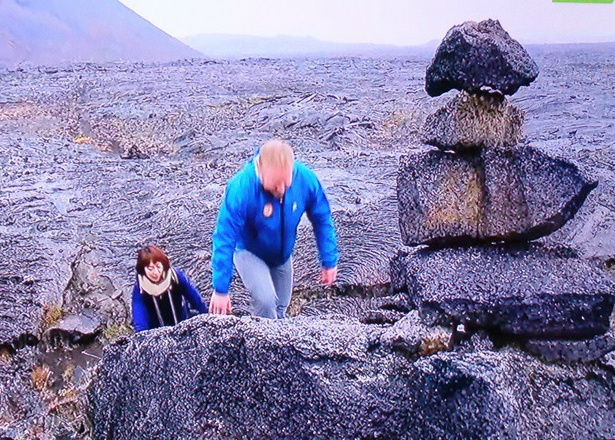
top-left (118, 0), bottom-right (615, 45)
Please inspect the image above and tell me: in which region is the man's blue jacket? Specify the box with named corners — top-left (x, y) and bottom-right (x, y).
top-left (211, 158), bottom-right (339, 294)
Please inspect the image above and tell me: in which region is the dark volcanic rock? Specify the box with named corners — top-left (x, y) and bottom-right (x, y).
top-left (524, 329), bottom-right (615, 363)
top-left (397, 145), bottom-right (597, 246)
top-left (425, 19), bottom-right (539, 97)
top-left (422, 91), bottom-right (524, 152)
top-left (390, 244), bottom-right (615, 339)
top-left (88, 315), bottom-right (615, 440)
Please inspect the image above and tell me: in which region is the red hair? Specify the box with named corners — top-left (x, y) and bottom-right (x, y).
top-left (136, 245), bottom-right (170, 275)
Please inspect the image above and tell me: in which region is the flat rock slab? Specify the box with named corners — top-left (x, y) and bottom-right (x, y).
top-left (422, 92), bottom-right (524, 152)
top-left (88, 315), bottom-right (615, 440)
top-left (390, 244), bottom-right (615, 339)
top-left (426, 19), bottom-right (539, 96)
top-left (397, 145), bottom-right (597, 247)
top-left (45, 310), bottom-right (102, 345)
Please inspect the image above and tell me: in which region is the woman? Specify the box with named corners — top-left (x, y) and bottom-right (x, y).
top-left (132, 245), bottom-right (207, 332)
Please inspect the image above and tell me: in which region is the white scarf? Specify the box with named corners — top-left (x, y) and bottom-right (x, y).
top-left (138, 268), bottom-right (177, 297)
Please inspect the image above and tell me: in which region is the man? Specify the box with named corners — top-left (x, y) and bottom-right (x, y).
top-left (210, 139), bottom-right (338, 318)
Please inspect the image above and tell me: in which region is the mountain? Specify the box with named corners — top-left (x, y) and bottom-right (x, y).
top-left (182, 34), bottom-right (437, 59)
top-left (0, 0), bottom-right (202, 67)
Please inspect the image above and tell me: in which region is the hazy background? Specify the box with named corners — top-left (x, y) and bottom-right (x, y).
top-left (118, 0), bottom-right (615, 45)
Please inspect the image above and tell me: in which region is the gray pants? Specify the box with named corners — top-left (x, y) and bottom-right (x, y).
top-left (233, 249), bottom-right (293, 319)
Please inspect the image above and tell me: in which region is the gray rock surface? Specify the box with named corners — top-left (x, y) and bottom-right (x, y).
top-left (390, 244), bottom-right (615, 339)
top-left (422, 91), bottom-right (524, 151)
top-left (88, 315), bottom-right (615, 440)
top-left (397, 145), bottom-right (597, 246)
top-left (301, 292), bottom-right (413, 325)
top-left (426, 19), bottom-right (539, 97)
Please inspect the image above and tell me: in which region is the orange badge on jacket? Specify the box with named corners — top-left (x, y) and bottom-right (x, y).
top-left (263, 203), bottom-right (273, 218)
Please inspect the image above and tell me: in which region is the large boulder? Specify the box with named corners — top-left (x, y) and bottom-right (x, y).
top-left (422, 91), bottom-right (524, 152)
top-left (425, 19), bottom-right (539, 97)
top-left (390, 244), bottom-right (615, 339)
top-left (88, 315), bottom-right (615, 440)
top-left (397, 145), bottom-right (597, 247)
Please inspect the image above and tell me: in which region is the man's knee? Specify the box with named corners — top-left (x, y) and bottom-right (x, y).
top-left (252, 295), bottom-right (277, 318)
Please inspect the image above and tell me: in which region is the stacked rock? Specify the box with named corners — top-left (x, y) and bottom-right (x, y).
top-left (391, 19), bottom-right (615, 362)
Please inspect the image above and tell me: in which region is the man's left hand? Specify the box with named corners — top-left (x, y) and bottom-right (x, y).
top-left (321, 267), bottom-right (337, 286)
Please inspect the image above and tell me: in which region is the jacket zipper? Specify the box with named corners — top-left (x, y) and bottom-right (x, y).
top-left (280, 195), bottom-right (285, 262)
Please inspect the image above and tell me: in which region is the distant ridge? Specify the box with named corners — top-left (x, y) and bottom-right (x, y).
top-left (0, 0), bottom-right (202, 67)
top-left (183, 34), bottom-right (438, 59)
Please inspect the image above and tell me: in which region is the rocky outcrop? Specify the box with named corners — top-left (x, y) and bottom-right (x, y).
top-left (425, 19), bottom-right (539, 97)
top-left (88, 315), bottom-right (615, 440)
top-left (390, 244), bottom-right (615, 339)
top-left (397, 145), bottom-right (597, 247)
top-left (422, 91), bottom-right (524, 151)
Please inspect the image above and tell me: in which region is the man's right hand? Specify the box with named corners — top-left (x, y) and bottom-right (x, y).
top-left (209, 292), bottom-right (232, 315)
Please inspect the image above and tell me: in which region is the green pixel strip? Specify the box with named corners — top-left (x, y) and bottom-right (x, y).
top-left (553, 0), bottom-right (613, 3)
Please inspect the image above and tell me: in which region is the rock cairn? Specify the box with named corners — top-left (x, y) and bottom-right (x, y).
top-left (392, 19), bottom-right (615, 362)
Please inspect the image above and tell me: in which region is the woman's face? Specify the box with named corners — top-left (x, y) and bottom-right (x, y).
top-left (144, 261), bottom-right (164, 283)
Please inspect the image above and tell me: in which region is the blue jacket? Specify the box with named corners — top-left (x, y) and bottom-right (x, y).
top-left (132, 268), bottom-right (207, 332)
top-left (212, 158), bottom-right (338, 294)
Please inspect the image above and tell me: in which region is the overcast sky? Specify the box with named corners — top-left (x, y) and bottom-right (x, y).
top-left (118, 0), bottom-right (615, 45)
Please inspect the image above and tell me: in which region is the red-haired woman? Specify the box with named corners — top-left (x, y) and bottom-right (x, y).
top-left (132, 245), bottom-right (207, 332)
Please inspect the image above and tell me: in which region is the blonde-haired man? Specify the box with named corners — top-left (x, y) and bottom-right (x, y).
top-left (210, 139), bottom-right (338, 318)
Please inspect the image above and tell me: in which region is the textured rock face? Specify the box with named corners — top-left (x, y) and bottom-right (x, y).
top-left (422, 92), bottom-right (524, 152)
top-left (390, 244), bottom-right (615, 339)
top-left (0, 275), bottom-right (41, 349)
top-left (0, 347), bottom-right (43, 436)
top-left (88, 315), bottom-right (615, 440)
top-left (397, 145), bottom-right (597, 247)
top-left (380, 311), bottom-right (453, 356)
top-left (425, 19), bottom-right (539, 97)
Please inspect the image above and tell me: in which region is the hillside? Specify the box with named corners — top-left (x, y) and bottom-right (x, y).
top-left (182, 33), bottom-right (437, 59)
top-left (0, 0), bottom-right (202, 67)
